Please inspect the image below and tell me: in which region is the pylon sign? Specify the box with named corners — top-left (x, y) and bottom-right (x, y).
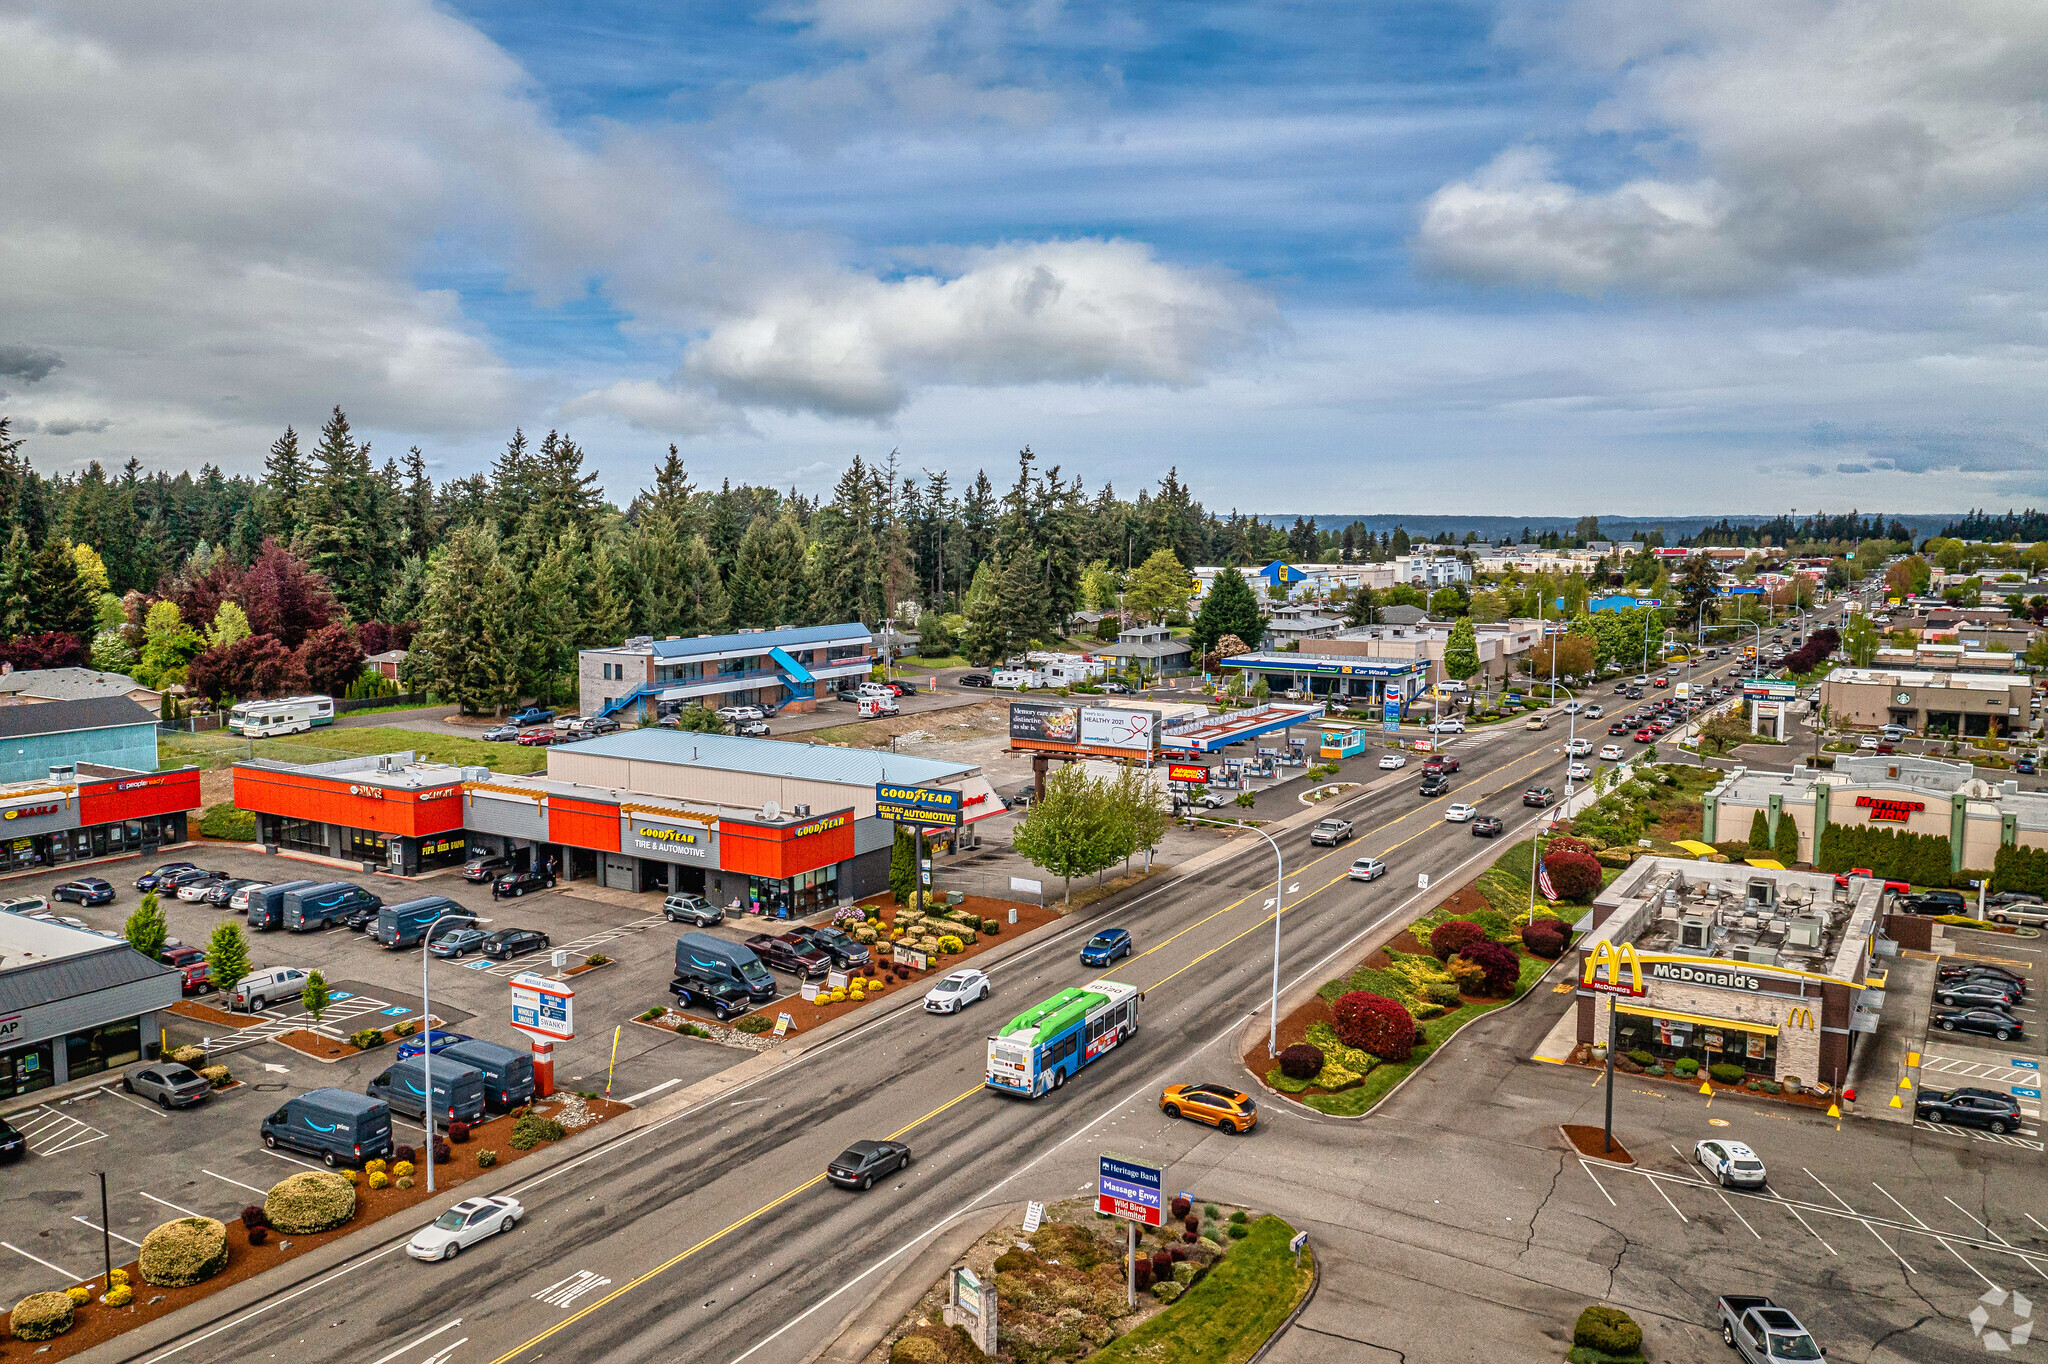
top-left (1581, 941), bottom-right (1647, 997)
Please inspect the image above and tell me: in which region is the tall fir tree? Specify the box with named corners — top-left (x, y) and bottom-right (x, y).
top-left (263, 426), bottom-right (308, 542)
top-left (1189, 566), bottom-right (1264, 654)
top-left (416, 523), bottom-right (526, 715)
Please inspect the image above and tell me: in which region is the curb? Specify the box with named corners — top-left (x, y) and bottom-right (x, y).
top-left (1246, 1240), bottom-right (1321, 1364)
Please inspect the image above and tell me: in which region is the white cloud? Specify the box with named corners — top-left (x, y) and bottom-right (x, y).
top-left (682, 238), bottom-right (1276, 417)
top-left (558, 379), bottom-right (749, 437)
top-left (1418, 0), bottom-right (2048, 294)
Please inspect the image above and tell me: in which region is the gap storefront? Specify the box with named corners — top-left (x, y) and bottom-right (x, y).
top-left (0, 768), bottom-right (202, 872)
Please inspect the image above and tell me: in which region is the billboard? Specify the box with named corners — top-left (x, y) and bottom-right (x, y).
top-left (1009, 701), bottom-right (1159, 756)
top-left (510, 973), bottom-right (575, 1041)
top-left (1098, 1154), bottom-right (1163, 1226)
top-left (876, 783), bottom-right (964, 827)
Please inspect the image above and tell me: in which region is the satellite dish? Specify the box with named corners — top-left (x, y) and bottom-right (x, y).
top-left (762, 800), bottom-right (782, 821)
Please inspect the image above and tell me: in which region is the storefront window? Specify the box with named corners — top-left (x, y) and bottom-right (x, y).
top-left (1616, 1013), bottom-right (1776, 1076)
top-left (349, 827), bottom-right (389, 860)
top-left (278, 818), bottom-right (329, 854)
top-left (0, 1042), bottom-right (53, 1100)
top-left (65, 1020), bottom-right (142, 1081)
top-left (417, 835), bottom-right (467, 870)
top-left (4, 836), bottom-right (43, 870)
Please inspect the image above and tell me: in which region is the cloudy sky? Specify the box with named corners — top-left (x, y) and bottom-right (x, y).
top-left (4, 0), bottom-right (2046, 514)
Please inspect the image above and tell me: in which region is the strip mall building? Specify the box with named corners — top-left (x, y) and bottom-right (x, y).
top-left (0, 764), bottom-right (203, 873)
top-left (232, 731), bottom-right (1002, 917)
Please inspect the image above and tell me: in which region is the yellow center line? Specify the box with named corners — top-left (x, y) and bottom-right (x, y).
top-left (483, 726), bottom-right (1582, 1364)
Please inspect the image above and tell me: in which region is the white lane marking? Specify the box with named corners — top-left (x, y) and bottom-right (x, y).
top-left (138, 1242), bottom-right (412, 1364)
top-left (1647, 1176), bottom-right (1690, 1224)
top-left (0, 1241), bottom-right (80, 1280)
top-left (203, 1168), bottom-right (271, 1196)
top-left (1579, 1159), bottom-right (1617, 1206)
top-left (534, 1270), bottom-right (612, 1308)
top-left (1765, 1195), bottom-right (1837, 1255)
top-left (367, 1316), bottom-right (462, 1364)
top-left (98, 1085), bottom-right (172, 1117)
top-left (2027, 1213), bottom-right (2048, 1235)
top-left (1715, 1189), bottom-right (1761, 1240)
top-left (1948, 1195), bottom-right (2014, 1247)
top-left (72, 1216), bottom-right (144, 1248)
top-left (1939, 1237), bottom-right (2001, 1291)
top-left (140, 1191), bottom-right (206, 1218)
top-left (420, 1339), bottom-right (468, 1364)
top-left (1872, 1183), bottom-right (1932, 1230)
top-left (618, 1078), bottom-right (681, 1106)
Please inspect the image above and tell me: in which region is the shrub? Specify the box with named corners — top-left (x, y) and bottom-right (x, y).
top-left (1229, 1209), bottom-right (1248, 1224)
top-left (1170, 1194), bottom-right (1192, 1220)
top-left (1151, 1281), bottom-right (1183, 1303)
top-left (433, 1140), bottom-right (451, 1163)
top-left (1674, 1058), bottom-right (1700, 1077)
top-left (1150, 1247), bottom-right (1173, 1277)
top-left (585, 953), bottom-right (610, 966)
top-left (1428, 919), bottom-right (1487, 962)
top-left (636, 1007), bottom-right (664, 1022)
top-left (477, 1148), bottom-right (499, 1168)
top-left (240, 1203), bottom-right (268, 1229)
top-left (1573, 1305), bottom-right (1644, 1355)
top-left (1133, 1259), bottom-right (1153, 1290)
top-left (449, 1120), bottom-right (470, 1144)
top-left (65, 1285), bottom-right (90, 1305)
top-left (1627, 1049), bottom-right (1654, 1066)
top-left (1457, 941), bottom-right (1521, 996)
top-left (736, 1014), bottom-right (774, 1034)
top-left (1333, 991), bottom-right (1416, 1062)
top-left (510, 1114), bottom-right (566, 1150)
top-left (364, 1158), bottom-right (387, 1175)
top-left (109, 1269), bottom-right (128, 1286)
top-left (1227, 1223), bottom-right (1249, 1239)
top-left (340, 1168), bottom-right (360, 1184)
top-left (1425, 980), bottom-right (1463, 1007)
top-left (1171, 1260), bottom-right (1197, 1285)
top-left (10, 1291), bottom-right (74, 1341)
top-left (102, 1283), bottom-right (134, 1306)
top-left (264, 1171), bottom-right (357, 1234)
top-left (246, 1226), bottom-right (268, 1245)
top-left (392, 1159), bottom-right (415, 1178)
top-left (392, 1019), bottom-right (417, 1037)
top-left (1521, 922), bottom-right (1567, 958)
top-left (350, 1028), bottom-right (386, 1051)
top-left (1278, 1043), bottom-right (1324, 1080)
top-left (200, 1064), bottom-right (232, 1088)
top-left (139, 1216), bottom-right (230, 1287)
top-left (1444, 955), bottom-right (1486, 994)
top-left (1710, 1063), bottom-right (1746, 1085)
top-left (1542, 849), bottom-right (1604, 903)
top-left (170, 1044), bottom-right (207, 1065)
top-left (396, 1176), bottom-right (414, 1189)
top-left (368, 1171), bottom-right (390, 1190)
top-left (982, 918), bottom-right (1000, 934)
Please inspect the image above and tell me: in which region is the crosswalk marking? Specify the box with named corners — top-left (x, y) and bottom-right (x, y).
top-left (12, 1106), bottom-right (107, 1157)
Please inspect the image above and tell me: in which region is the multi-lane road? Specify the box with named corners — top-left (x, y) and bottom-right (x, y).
top-left (105, 647), bottom-right (1783, 1364)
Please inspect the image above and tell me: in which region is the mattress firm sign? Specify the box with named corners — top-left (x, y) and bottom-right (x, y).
top-left (627, 817), bottom-right (715, 862)
top-left (1646, 959), bottom-right (1804, 997)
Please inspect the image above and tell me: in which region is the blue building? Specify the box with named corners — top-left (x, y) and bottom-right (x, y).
top-left (578, 622), bottom-right (877, 723)
top-left (0, 697), bottom-right (160, 785)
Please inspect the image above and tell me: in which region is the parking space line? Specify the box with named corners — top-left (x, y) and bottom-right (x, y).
top-left (97, 1086), bottom-right (171, 1118)
top-left (203, 1169), bottom-right (270, 1196)
top-left (1947, 1195), bottom-right (2014, 1247)
top-left (1764, 1195), bottom-right (1837, 1255)
top-left (2027, 1213), bottom-right (2048, 1236)
top-left (72, 1216), bottom-right (143, 1249)
top-left (1642, 1173), bottom-right (1689, 1223)
top-left (1872, 1183), bottom-right (1932, 1230)
top-left (260, 1149), bottom-right (319, 1171)
top-left (1714, 1188), bottom-right (1761, 1240)
top-left (1938, 1238), bottom-right (2001, 1291)
top-left (141, 1192), bottom-right (205, 1218)
top-left (1576, 1159), bottom-right (1617, 1206)
top-left (1, 1242), bottom-right (81, 1280)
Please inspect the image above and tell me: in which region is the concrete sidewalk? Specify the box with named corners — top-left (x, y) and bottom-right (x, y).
top-left (1844, 951), bottom-right (1937, 1123)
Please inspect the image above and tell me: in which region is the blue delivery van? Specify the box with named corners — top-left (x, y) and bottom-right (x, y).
top-left (367, 1056), bottom-right (486, 1128)
top-left (260, 1089), bottom-right (394, 1168)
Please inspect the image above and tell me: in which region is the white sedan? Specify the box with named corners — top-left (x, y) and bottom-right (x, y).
top-left (1693, 1139), bottom-right (1767, 1189)
top-left (923, 968), bottom-right (991, 1014)
top-left (1598, 744), bottom-right (1624, 761)
top-left (1444, 803), bottom-right (1478, 823)
top-left (407, 1195), bottom-right (524, 1261)
top-left (1567, 762), bottom-right (1592, 781)
top-left (1347, 857), bottom-right (1387, 881)
top-left (1378, 753), bottom-right (1408, 770)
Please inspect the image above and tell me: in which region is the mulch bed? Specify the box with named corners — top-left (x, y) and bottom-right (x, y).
top-left (1560, 1048), bottom-right (1837, 1111)
top-left (168, 999), bottom-right (253, 1030)
top-left (1562, 1123), bottom-right (1636, 1164)
top-left (0, 1095), bottom-right (628, 1360)
top-left (270, 1017), bottom-right (446, 1064)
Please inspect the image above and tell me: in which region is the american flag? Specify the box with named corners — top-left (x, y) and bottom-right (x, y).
top-left (1537, 860), bottom-right (1558, 902)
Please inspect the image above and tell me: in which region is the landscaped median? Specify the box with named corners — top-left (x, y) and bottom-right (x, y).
top-left (876, 1197), bottom-right (1311, 1364)
top-left (0, 1093), bottom-right (624, 1358)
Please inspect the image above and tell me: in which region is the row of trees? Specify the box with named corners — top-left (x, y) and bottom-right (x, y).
top-left (1010, 763), bottom-right (1174, 902)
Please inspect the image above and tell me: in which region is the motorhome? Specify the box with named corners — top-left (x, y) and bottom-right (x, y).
top-left (226, 695), bottom-right (335, 737)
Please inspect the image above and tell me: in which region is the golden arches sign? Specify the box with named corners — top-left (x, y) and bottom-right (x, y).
top-left (1582, 941), bottom-right (1646, 996)
top-left (1786, 1006), bottom-right (1816, 1031)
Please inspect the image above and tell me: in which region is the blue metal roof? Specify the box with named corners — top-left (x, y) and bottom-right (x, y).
top-left (1216, 654), bottom-right (1428, 678)
top-left (554, 729), bottom-right (971, 786)
top-left (644, 623), bottom-right (871, 660)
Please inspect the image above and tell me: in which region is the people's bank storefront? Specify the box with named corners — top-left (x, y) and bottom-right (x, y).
top-left (0, 768), bottom-right (202, 873)
top-left (1578, 945), bottom-right (1857, 1089)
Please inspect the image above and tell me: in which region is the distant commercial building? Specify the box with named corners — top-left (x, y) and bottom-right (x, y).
top-left (1819, 667), bottom-right (2032, 737)
top-left (0, 697), bottom-right (164, 786)
top-left (1097, 624), bottom-right (1195, 676)
top-left (1299, 619), bottom-right (1544, 687)
top-left (578, 623), bottom-right (876, 724)
top-left (1573, 859), bottom-right (1884, 1092)
top-left (1702, 754), bottom-right (2048, 869)
top-left (1392, 555), bottom-right (1473, 589)
top-left (0, 915), bottom-right (181, 1100)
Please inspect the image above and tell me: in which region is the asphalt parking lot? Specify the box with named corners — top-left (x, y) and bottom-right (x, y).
top-left (0, 845), bottom-right (774, 1303)
top-left (1914, 926), bottom-right (2046, 1152)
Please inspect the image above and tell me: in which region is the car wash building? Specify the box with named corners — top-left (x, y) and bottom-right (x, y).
top-left (230, 731), bottom-right (1003, 916)
top-left (1572, 859), bottom-right (1886, 1092)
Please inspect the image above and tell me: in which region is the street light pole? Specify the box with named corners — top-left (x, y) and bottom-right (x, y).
top-left (421, 911), bottom-right (486, 1194)
top-left (1186, 815), bottom-right (1286, 1056)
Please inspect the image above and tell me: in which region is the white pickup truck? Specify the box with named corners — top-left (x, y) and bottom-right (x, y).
top-left (1719, 1295), bottom-right (1825, 1362)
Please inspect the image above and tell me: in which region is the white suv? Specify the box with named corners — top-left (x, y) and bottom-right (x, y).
top-left (717, 704), bottom-right (766, 722)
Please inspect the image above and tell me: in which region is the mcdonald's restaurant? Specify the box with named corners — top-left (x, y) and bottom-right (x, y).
top-left (1574, 859), bottom-right (1888, 1092)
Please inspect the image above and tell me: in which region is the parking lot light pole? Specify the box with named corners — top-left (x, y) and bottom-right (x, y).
top-left (1186, 815), bottom-right (1284, 1057)
top-left (422, 912), bottom-right (486, 1193)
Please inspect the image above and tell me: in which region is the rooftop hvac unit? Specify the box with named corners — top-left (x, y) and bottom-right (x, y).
top-left (792, 803), bottom-right (811, 817)
top-left (1745, 878), bottom-right (1777, 908)
top-left (1680, 916), bottom-right (1712, 950)
top-left (1785, 917), bottom-right (1824, 949)
top-left (47, 765), bottom-right (74, 783)
top-left (1743, 945), bottom-right (1779, 966)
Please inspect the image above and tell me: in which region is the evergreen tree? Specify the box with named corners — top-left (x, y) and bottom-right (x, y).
top-left (300, 407), bottom-right (386, 621)
top-left (729, 514), bottom-right (776, 629)
top-left (263, 426), bottom-right (308, 541)
top-left (889, 825), bottom-right (915, 906)
top-left (679, 534), bottom-right (731, 636)
top-left (1774, 810), bottom-right (1801, 863)
top-left (0, 528), bottom-right (35, 639)
top-left (401, 445), bottom-right (438, 560)
top-left (124, 891), bottom-right (168, 962)
top-left (522, 536), bottom-right (584, 704)
top-left (1189, 567), bottom-right (1264, 654)
top-left (416, 523), bottom-right (525, 715)
top-left (1749, 809), bottom-right (1773, 849)
top-left (765, 507), bottom-right (810, 625)
top-left (1345, 586), bottom-right (1381, 627)
top-left (640, 445), bottom-right (697, 534)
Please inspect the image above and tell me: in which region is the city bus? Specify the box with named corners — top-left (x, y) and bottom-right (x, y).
top-left (986, 981), bottom-right (1139, 1097)
top-left (226, 695), bottom-right (335, 737)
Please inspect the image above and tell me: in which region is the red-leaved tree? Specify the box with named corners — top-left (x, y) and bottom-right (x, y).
top-left (295, 623), bottom-right (364, 696)
top-left (1542, 849), bottom-right (1603, 903)
top-left (0, 632), bottom-right (89, 671)
top-left (1428, 919), bottom-right (1487, 962)
top-left (1333, 991), bottom-right (1416, 1061)
top-left (1458, 941), bottom-right (1522, 996)
top-left (237, 540), bottom-right (339, 648)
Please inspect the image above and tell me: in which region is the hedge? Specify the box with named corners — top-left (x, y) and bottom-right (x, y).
top-left (1332, 991), bottom-right (1415, 1062)
top-left (264, 1171), bottom-right (357, 1234)
top-left (1817, 822), bottom-right (1957, 888)
top-left (1994, 844), bottom-right (2048, 897)
top-left (138, 1216), bottom-right (229, 1287)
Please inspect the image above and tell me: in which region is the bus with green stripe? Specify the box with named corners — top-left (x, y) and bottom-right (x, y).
top-left (986, 981), bottom-right (1139, 1097)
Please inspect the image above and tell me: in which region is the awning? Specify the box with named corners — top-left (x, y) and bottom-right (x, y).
top-left (1615, 1004), bottom-right (1779, 1036)
top-left (1672, 839), bottom-right (1718, 857)
top-left (1745, 858), bottom-right (1787, 870)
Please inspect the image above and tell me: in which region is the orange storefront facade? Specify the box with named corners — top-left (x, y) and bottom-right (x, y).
top-left (0, 767), bottom-right (203, 873)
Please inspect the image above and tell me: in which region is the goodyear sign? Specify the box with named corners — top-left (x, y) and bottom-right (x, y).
top-left (793, 813), bottom-right (847, 838)
top-left (629, 819), bottom-right (712, 861)
top-left (875, 784), bottom-right (963, 828)
top-left (1581, 942), bottom-right (1647, 997)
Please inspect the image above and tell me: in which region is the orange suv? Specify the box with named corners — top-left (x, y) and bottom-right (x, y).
top-left (1160, 1083), bottom-right (1257, 1133)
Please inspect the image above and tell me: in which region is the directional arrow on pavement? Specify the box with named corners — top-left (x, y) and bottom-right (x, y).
top-left (263, 1064), bottom-right (290, 1073)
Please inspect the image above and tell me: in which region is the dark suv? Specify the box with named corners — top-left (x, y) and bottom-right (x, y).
top-left (745, 933), bottom-right (832, 979)
top-left (492, 867), bottom-right (557, 899)
top-left (1906, 890), bottom-right (1967, 916)
top-left (463, 855), bottom-right (512, 884)
top-left (789, 925), bottom-right (872, 970)
top-left (1522, 786), bottom-right (1556, 808)
top-left (1916, 1087), bottom-right (2025, 1134)
top-left (1418, 774), bottom-right (1451, 797)
top-left (670, 973), bottom-right (753, 1021)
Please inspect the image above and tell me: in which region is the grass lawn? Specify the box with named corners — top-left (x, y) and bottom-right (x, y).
top-left (160, 726), bottom-right (549, 775)
top-left (1303, 953), bottom-right (1555, 1117)
top-left (891, 654), bottom-right (969, 671)
top-left (1089, 1215), bottom-right (1312, 1364)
